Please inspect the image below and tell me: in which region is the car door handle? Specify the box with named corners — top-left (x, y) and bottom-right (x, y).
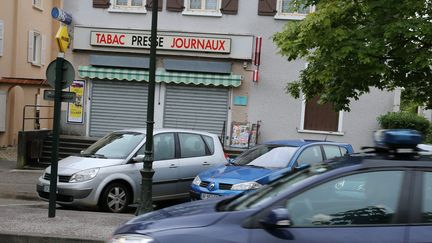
top-left (169, 164), bottom-right (177, 168)
top-left (202, 161), bottom-right (210, 166)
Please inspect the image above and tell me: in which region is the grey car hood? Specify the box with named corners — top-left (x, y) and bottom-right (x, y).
top-left (45, 156), bottom-right (124, 175)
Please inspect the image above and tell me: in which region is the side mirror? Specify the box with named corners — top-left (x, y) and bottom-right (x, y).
top-left (260, 208), bottom-right (292, 228)
top-left (132, 155), bottom-right (145, 163)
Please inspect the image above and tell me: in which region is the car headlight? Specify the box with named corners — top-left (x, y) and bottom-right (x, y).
top-left (192, 176), bottom-right (202, 186)
top-left (108, 234), bottom-right (154, 243)
top-left (69, 168), bottom-right (99, 183)
top-left (231, 181), bottom-right (262, 191)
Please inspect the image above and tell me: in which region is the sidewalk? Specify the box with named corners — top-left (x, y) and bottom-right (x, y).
top-left (0, 147), bottom-right (134, 243)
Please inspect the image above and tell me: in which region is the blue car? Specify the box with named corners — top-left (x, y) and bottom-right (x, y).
top-left (190, 140), bottom-right (353, 200)
top-left (108, 129), bottom-right (432, 243)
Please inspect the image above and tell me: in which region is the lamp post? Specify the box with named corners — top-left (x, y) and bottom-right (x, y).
top-left (136, 0), bottom-right (159, 215)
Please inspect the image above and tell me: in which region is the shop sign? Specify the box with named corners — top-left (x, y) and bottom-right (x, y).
top-left (90, 31), bottom-right (231, 54)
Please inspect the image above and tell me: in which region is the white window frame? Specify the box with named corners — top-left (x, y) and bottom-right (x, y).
top-left (183, 0), bottom-right (222, 17)
top-left (298, 95), bottom-right (345, 136)
top-left (0, 19), bottom-right (4, 57)
top-left (275, 0), bottom-right (315, 20)
top-left (109, 0), bottom-right (147, 13)
top-left (28, 31), bottom-right (46, 67)
top-left (32, 0), bottom-right (43, 11)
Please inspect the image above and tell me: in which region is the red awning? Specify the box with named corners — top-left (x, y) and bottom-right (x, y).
top-left (0, 77), bottom-right (49, 85)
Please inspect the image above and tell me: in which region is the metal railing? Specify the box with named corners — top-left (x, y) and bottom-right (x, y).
top-left (22, 105), bottom-right (54, 131)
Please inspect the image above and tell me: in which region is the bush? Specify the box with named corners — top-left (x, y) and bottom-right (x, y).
top-left (377, 112), bottom-right (431, 137)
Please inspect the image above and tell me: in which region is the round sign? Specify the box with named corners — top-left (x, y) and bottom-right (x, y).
top-left (46, 59), bottom-right (75, 89)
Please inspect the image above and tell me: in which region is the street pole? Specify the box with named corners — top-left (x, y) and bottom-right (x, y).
top-left (136, 0), bottom-right (158, 215)
top-left (48, 53), bottom-right (64, 218)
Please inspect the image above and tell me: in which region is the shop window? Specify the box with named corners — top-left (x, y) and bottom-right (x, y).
top-left (32, 0), bottom-right (43, 10)
top-left (27, 31), bottom-right (46, 67)
top-left (109, 0), bottom-right (147, 13)
top-left (300, 96), bottom-right (343, 134)
top-left (183, 0), bottom-right (222, 16)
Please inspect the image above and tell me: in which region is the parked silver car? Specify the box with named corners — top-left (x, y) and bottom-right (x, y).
top-left (36, 128), bottom-right (227, 213)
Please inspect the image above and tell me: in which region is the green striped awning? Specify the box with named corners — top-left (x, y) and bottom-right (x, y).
top-left (78, 66), bottom-right (242, 87)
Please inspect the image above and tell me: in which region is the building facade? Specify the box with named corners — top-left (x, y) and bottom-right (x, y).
top-left (0, 0), bottom-right (62, 147)
top-left (61, 0), bottom-right (398, 151)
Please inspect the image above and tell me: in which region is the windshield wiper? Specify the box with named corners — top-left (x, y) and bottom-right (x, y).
top-left (245, 164), bottom-right (266, 169)
top-left (91, 154), bottom-right (107, 158)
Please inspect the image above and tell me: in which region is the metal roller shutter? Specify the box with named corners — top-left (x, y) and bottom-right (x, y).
top-left (164, 85), bottom-right (229, 135)
top-left (90, 80), bottom-right (148, 137)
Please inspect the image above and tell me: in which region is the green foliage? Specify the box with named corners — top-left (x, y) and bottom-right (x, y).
top-left (377, 112), bottom-right (430, 137)
top-left (400, 90), bottom-right (421, 114)
top-left (274, 0), bottom-right (432, 111)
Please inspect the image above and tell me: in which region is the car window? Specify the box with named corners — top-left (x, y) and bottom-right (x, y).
top-left (233, 145), bottom-right (298, 168)
top-left (154, 133), bottom-right (175, 161)
top-left (296, 146), bottom-right (323, 166)
top-left (82, 132), bottom-right (145, 159)
top-left (422, 172), bottom-right (432, 223)
top-left (202, 135), bottom-right (215, 154)
top-left (323, 145), bottom-right (342, 160)
top-left (179, 133), bottom-right (207, 158)
top-left (340, 147), bottom-right (348, 155)
top-left (285, 171), bottom-right (404, 226)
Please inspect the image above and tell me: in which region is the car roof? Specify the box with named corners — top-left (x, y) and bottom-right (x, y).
top-left (111, 128), bottom-right (217, 137)
top-left (263, 139), bottom-right (349, 147)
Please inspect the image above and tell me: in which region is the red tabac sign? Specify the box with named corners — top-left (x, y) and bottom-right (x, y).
top-left (90, 31), bottom-right (231, 54)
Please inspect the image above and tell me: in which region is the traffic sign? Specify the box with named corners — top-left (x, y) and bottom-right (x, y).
top-left (51, 7), bottom-right (72, 25)
top-left (55, 25), bottom-right (70, 53)
top-left (43, 90), bottom-right (76, 103)
top-left (46, 59), bottom-right (75, 89)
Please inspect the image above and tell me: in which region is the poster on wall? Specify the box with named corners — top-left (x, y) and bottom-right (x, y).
top-left (230, 122), bottom-right (251, 148)
top-left (67, 80), bottom-right (85, 123)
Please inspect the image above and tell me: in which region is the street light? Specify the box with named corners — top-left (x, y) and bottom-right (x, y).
top-left (136, 0), bottom-right (159, 215)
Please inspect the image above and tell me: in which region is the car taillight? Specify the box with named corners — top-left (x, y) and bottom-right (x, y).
top-left (224, 153), bottom-right (230, 160)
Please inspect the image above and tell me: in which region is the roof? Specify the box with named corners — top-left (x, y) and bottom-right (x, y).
top-left (263, 139), bottom-right (347, 147)
top-left (0, 77), bottom-right (49, 86)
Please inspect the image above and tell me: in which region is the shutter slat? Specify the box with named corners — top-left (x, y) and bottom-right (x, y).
top-left (163, 85), bottom-right (228, 135)
top-left (93, 0), bottom-right (110, 8)
top-left (166, 0), bottom-right (184, 12)
top-left (258, 0), bottom-right (277, 16)
top-left (90, 80), bottom-right (149, 137)
top-left (221, 0), bottom-right (238, 15)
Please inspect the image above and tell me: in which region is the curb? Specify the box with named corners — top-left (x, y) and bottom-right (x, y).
top-left (0, 232), bottom-right (104, 243)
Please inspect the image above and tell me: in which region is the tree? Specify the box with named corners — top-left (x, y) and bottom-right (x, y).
top-left (273, 0), bottom-right (432, 111)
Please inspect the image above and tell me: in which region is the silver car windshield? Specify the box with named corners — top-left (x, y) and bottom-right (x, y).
top-left (81, 132), bottom-right (145, 159)
top-left (233, 145), bottom-right (298, 168)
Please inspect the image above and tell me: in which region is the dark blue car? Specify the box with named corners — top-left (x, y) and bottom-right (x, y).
top-left (190, 140), bottom-right (353, 200)
top-left (108, 130), bottom-right (432, 243)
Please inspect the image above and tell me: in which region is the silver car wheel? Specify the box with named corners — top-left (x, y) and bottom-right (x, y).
top-left (107, 186), bottom-right (127, 212)
top-left (100, 182), bottom-right (131, 213)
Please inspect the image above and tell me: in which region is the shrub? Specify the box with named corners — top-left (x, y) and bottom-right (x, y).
top-left (377, 112), bottom-right (431, 138)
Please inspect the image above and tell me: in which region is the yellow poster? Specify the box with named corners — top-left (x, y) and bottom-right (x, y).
top-left (67, 80), bottom-right (85, 123)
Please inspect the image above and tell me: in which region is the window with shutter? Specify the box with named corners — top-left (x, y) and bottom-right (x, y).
top-left (167, 0), bottom-right (185, 11)
top-left (0, 20), bottom-right (3, 57)
top-left (109, 0), bottom-right (147, 13)
top-left (220, 0), bottom-right (238, 15)
top-left (183, 0), bottom-right (222, 16)
top-left (146, 0), bottom-right (163, 11)
top-left (93, 0), bottom-right (111, 8)
top-left (28, 31), bottom-right (42, 66)
top-left (301, 96), bottom-right (342, 133)
top-left (275, 0), bottom-right (314, 20)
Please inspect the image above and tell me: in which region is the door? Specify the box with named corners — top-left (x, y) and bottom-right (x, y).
top-left (295, 145), bottom-right (323, 166)
top-left (249, 170), bottom-right (408, 243)
top-left (132, 132), bottom-right (178, 200)
top-left (407, 171), bottom-right (432, 243)
top-left (176, 132), bottom-right (214, 195)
